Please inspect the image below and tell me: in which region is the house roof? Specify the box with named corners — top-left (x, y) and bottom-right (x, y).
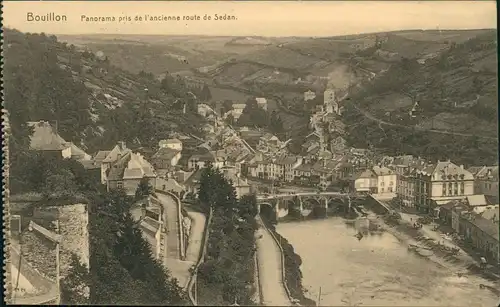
top-left (295, 164), bottom-right (313, 172)
top-left (470, 166), bottom-right (499, 181)
top-left (233, 103), bottom-right (247, 110)
top-left (480, 206), bottom-right (499, 222)
top-left (184, 169), bottom-right (204, 187)
top-left (356, 169), bottom-right (377, 179)
top-left (468, 214), bottom-right (499, 241)
top-left (373, 165), bottom-right (395, 176)
top-left (94, 150), bottom-right (111, 163)
top-left (441, 200), bottom-right (463, 210)
top-left (28, 121), bottom-right (68, 151)
top-left (275, 155), bottom-right (300, 165)
top-left (102, 144), bottom-right (130, 163)
top-left (80, 159), bottom-right (101, 170)
top-left (164, 138), bottom-right (182, 144)
top-left (68, 142), bottom-right (89, 158)
top-left (152, 147), bottom-right (181, 161)
top-left (107, 152), bottom-right (156, 181)
top-left (466, 194), bottom-right (489, 207)
top-left (188, 152), bottom-right (216, 162)
top-left (421, 161), bottom-right (474, 180)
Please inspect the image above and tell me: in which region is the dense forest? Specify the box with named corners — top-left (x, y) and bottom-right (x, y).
top-left (342, 31), bottom-right (498, 166)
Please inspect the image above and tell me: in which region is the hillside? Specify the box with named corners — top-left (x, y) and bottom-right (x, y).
top-left (53, 29), bottom-right (497, 164)
top-left (4, 29), bottom-right (208, 156)
top-left (341, 29), bottom-right (498, 166)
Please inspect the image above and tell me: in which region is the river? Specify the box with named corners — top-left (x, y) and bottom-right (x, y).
top-left (276, 217), bottom-right (499, 307)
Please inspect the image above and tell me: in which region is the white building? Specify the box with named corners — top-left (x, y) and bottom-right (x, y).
top-left (304, 90), bottom-right (316, 102)
top-left (373, 165), bottom-right (397, 196)
top-left (256, 97), bottom-right (268, 111)
top-left (324, 89), bottom-right (336, 114)
top-left (159, 138), bottom-right (183, 152)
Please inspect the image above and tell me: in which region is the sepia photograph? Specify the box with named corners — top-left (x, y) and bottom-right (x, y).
top-left (2, 1), bottom-right (499, 306)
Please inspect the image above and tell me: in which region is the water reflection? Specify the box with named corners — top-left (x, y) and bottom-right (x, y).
top-left (277, 217), bottom-right (499, 307)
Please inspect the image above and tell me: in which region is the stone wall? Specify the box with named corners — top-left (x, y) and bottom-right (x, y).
top-left (20, 231), bottom-right (57, 281)
top-left (56, 204), bottom-right (89, 276)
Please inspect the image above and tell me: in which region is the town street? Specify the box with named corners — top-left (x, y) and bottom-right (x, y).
top-left (156, 193), bottom-right (207, 289)
top-left (156, 193), bottom-right (182, 260)
top-left (255, 217), bottom-right (291, 306)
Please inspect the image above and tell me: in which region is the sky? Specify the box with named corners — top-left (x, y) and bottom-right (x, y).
top-left (3, 1), bottom-right (497, 37)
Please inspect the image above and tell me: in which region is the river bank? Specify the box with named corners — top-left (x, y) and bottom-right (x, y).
top-left (261, 216), bottom-right (317, 306)
top-left (369, 211), bottom-right (499, 285)
top-left (275, 212), bottom-right (499, 307)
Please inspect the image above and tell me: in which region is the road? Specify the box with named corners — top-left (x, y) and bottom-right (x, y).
top-left (156, 193), bottom-right (208, 289)
top-left (350, 102), bottom-right (497, 140)
top-left (255, 217), bottom-right (291, 306)
top-left (156, 193), bottom-right (182, 260)
top-left (185, 211), bottom-right (206, 263)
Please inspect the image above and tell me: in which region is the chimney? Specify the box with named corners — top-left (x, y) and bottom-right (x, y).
top-left (118, 141), bottom-right (126, 150)
top-left (460, 165), bottom-right (464, 169)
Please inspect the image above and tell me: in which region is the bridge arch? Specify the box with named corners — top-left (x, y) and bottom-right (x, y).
top-left (259, 202), bottom-right (276, 223)
top-left (302, 197), bottom-right (321, 209)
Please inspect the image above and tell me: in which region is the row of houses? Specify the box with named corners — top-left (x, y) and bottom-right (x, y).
top-left (378, 155), bottom-right (498, 213)
top-left (438, 195), bottom-right (499, 264)
top-left (27, 121), bottom-right (241, 197)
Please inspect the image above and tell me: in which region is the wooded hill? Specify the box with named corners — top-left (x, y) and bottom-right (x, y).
top-left (4, 28), bottom-right (210, 157)
top-left (342, 30), bottom-right (498, 166)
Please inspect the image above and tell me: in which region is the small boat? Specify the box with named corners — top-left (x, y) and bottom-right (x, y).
top-left (355, 232), bottom-right (364, 240)
top-left (408, 244), bottom-right (419, 251)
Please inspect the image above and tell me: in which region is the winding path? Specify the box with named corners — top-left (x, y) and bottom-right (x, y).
top-left (255, 217), bottom-right (291, 306)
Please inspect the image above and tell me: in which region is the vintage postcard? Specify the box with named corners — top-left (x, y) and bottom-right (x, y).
top-left (2, 0), bottom-right (499, 305)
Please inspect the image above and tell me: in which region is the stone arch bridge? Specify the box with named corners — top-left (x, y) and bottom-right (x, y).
top-left (256, 192), bottom-right (367, 220)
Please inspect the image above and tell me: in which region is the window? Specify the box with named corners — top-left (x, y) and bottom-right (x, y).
top-left (117, 181), bottom-right (123, 189)
top-left (381, 188), bottom-right (385, 193)
top-left (381, 181), bottom-right (385, 186)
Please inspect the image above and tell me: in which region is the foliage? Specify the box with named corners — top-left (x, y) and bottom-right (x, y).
top-left (237, 98), bottom-right (268, 128)
top-left (260, 217), bottom-right (316, 306)
top-left (200, 84), bottom-right (212, 101)
top-left (135, 177), bottom-right (155, 201)
top-left (269, 110), bottom-right (285, 135)
top-left (197, 166), bottom-right (258, 304)
top-left (4, 28), bottom-right (205, 156)
top-left (222, 99), bottom-right (234, 114)
top-left (9, 151), bottom-right (101, 197)
top-left (89, 188), bottom-right (188, 305)
top-left (60, 253), bottom-right (90, 305)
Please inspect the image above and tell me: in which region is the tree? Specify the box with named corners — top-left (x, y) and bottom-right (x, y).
top-left (44, 169), bottom-right (78, 198)
top-left (135, 177), bottom-right (155, 201)
top-left (225, 113), bottom-right (235, 126)
top-left (222, 99), bottom-right (233, 114)
top-left (197, 166), bottom-right (256, 305)
top-left (237, 98), bottom-right (268, 128)
top-left (201, 84), bottom-right (212, 101)
top-left (269, 110), bottom-right (284, 135)
top-left (90, 188), bottom-right (188, 305)
top-left (60, 253), bottom-right (90, 305)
